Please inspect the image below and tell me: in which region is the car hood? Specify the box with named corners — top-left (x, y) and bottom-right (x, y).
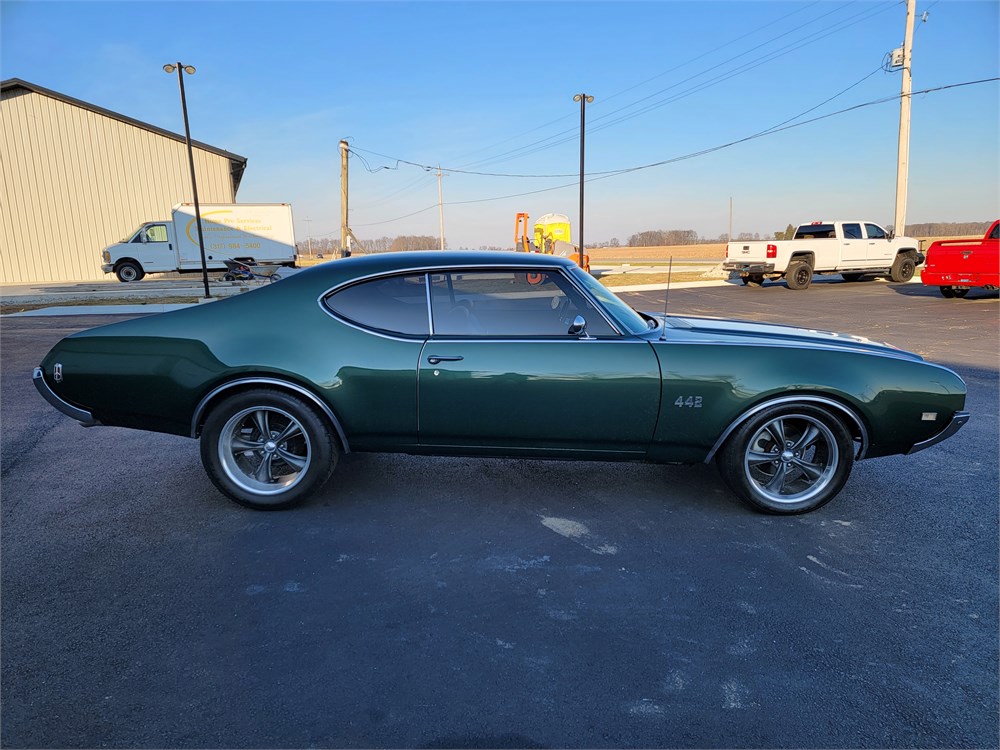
top-left (649, 313), bottom-right (922, 361)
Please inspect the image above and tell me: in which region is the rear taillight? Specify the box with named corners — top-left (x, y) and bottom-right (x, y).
top-left (766, 244), bottom-right (777, 259)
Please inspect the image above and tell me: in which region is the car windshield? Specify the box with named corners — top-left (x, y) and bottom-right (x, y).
top-left (568, 266), bottom-right (649, 335)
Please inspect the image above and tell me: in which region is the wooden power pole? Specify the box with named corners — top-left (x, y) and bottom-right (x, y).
top-left (893, 0), bottom-right (916, 235)
top-left (339, 140), bottom-right (349, 257)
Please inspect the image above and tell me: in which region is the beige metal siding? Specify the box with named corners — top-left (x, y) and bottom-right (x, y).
top-left (1, 88), bottom-right (237, 283)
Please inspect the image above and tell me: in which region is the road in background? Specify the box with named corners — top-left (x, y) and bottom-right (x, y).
top-left (2, 281), bottom-right (997, 749)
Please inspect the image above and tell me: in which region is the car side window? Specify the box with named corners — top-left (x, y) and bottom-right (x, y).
top-left (990, 223), bottom-right (999, 240)
top-left (865, 223), bottom-right (887, 240)
top-left (145, 224), bottom-right (169, 242)
top-left (324, 274), bottom-right (429, 336)
top-left (429, 270), bottom-right (616, 337)
top-left (843, 223), bottom-right (863, 240)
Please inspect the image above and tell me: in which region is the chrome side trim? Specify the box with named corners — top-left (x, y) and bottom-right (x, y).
top-left (316, 263), bottom-right (627, 340)
top-left (32, 367), bottom-right (100, 427)
top-left (906, 411), bottom-right (970, 454)
top-left (190, 377), bottom-right (350, 452)
top-left (704, 395), bottom-right (869, 463)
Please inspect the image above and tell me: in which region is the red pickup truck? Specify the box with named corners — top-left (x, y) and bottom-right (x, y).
top-left (921, 220), bottom-right (999, 298)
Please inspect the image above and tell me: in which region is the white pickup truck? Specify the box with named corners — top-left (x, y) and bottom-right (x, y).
top-left (723, 220), bottom-right (923, 290)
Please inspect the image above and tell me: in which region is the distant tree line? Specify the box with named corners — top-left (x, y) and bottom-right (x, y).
top-left (298, 220), bottom-right (995, 256)
top-left (895, 221), bottom-right (993, 237)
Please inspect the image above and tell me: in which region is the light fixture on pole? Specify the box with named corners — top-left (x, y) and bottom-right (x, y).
top-left (164, 62), bottom-right (210, 299)
top-left (573, 93), bottom-right (594, 271)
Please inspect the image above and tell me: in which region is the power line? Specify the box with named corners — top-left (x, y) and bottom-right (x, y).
top-left (349, 77), bottom-right (997, 228)
top-left (455, 2), bottom-right (898, 170)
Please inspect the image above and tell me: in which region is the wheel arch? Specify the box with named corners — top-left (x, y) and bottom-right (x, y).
top-left (788, 252), bottom-right (815, 268)
top-left (190, 376), bottom-right (350, 453)
top-left (114, 257), bottom-right (143, 271)
top-left (704, 394), bottom-right (868, 464)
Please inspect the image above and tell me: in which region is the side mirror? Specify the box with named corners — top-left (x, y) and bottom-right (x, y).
top-left (568, 315), bottom-right (589, 338)
top-left (140, 233), bottom-right (148, 243)
top-left (887, 231), bottom-right (895, 240)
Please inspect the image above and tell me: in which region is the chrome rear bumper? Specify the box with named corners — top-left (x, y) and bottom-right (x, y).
top-left (32, 367), bottom-right (100, 427)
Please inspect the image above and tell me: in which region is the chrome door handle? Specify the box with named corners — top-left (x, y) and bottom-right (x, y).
top-left (427, 355), bottom-right (464, 365)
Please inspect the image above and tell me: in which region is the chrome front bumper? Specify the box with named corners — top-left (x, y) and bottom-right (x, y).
top-left (32, 367), bottom-right (100, 427)
top-left (907, 410), bottom-right (970, 454)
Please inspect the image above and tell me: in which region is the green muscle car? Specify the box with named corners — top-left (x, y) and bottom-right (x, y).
top-left (33, 251), bottom-right (969, 514)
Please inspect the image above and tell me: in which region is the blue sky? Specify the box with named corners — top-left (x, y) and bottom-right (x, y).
top-left (3, 0), bottom-right (998, 248)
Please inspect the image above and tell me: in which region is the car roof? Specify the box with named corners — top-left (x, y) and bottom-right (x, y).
top-left (328, 250), bottom-right (577, 274)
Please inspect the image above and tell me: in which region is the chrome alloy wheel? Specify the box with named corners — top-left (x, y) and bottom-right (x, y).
top-left (742, 413), bottom-right (838, 505)
top-left (218, 406), bottom-right (312, 496)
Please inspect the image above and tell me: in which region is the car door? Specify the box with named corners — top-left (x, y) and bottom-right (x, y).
top-left (417, 268), bottom-right (661, 455)
top-left (136, 223), bottom-right (176, 272)
top-left (840, 222), bottom-right (866, 262)
top-left (864, 223), bottom-right (894, 263)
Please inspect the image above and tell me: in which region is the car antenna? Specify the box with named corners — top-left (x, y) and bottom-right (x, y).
top-left (659, 257), bottom-right (672, 341)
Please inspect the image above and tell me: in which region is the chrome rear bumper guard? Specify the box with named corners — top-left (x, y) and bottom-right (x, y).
top-left (907, 410), bottom-right (969, 454)
top-left (32, 367), bottom-right (101, 427)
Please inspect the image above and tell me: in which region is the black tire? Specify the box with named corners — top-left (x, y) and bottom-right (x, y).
top-left (889, 255), bottom-right (916, 283)
top-left (223, 273), bottom-right (236, 282)
top-left (785, 261), bottom-right (812, 290)
top-left (716, 403), bottom-right (854, 514)
top-left (115, 261), bottom-right (145, 283)
top-left (940, 286), bottom-right (955, 298)
top-left (952, 288), bottom-right (970, 298)
top-left (841, 273), bottom-right (865, 282)
top-left (200, 388), bottom-right (338, 510)
top-left (741, 274), bottom-right (764, 287)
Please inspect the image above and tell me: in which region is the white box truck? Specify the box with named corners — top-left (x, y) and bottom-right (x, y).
top-left (101, 203), bottom-right (297, 282)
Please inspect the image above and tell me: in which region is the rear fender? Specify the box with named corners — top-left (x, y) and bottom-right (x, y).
top-left (191, 376), bottom-right (350, 452)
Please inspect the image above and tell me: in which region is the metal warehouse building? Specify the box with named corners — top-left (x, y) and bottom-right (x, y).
top-left (1, 78), bottom-right (247, 284)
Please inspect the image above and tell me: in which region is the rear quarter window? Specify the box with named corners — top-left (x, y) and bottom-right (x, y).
top-left (324, 274), bottom-right (429, 336)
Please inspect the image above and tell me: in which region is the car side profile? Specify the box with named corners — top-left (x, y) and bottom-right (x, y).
top-left (34, 251), bottom-right (968, 514)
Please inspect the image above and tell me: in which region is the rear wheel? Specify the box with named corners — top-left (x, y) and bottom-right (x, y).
top-left (785, 261), bottom-right (813, 290)
top-left (889, 255), bottom-right (916, 283)
top-left (741, 274), bottom-right (765, 287)
top-left (200, 389), bottom-right (338, 510)
top-left (716, 404), bottom-right (854, 514)
top-left (940, 287), bottom-right (955, 298)
top-left (115, 261), bottom-right (144, 283)
top-left (952, 288), bottom-right (970, 298)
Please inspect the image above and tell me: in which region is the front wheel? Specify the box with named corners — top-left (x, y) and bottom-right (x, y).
top-left (889, 255), bottom-right (916, 283)
top-left (200, 389), bottom-right (338, 510)
top-left (115, 261), bottom-right (145, 283)
top-left (716, 404), bottom-right (855, 514)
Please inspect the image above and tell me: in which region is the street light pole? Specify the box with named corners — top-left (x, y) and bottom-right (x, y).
top-left (573, 93), bottom-right (594, 270)
top-left (164, 62), bottom-right (210, 299)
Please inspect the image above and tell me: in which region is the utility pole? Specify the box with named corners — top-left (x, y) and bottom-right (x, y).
top-left (437, 165), bottom-right (445, 250)
top-left (573, 93), bottom-right (594, 270)
top-left (304, 218), bottom-right (313, 256)
top-left (728, 197), bottom-right (733, 242)
top-left (339, 140), bottom-right (349, 257)
top-left (894, 0), bottom-right (916, 235)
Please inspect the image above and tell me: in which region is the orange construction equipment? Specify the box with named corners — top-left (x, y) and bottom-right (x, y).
top-left (514, 213), bottom-right (532, 252)
top-left (513, 211), bottom-right (590, 273)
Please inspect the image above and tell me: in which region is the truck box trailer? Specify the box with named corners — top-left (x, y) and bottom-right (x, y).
top-left (101, 203), bottom-right (297, 282)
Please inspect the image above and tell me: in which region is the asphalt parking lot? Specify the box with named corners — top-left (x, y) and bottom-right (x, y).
top-left (2, 278), bottom-right (997, 749)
